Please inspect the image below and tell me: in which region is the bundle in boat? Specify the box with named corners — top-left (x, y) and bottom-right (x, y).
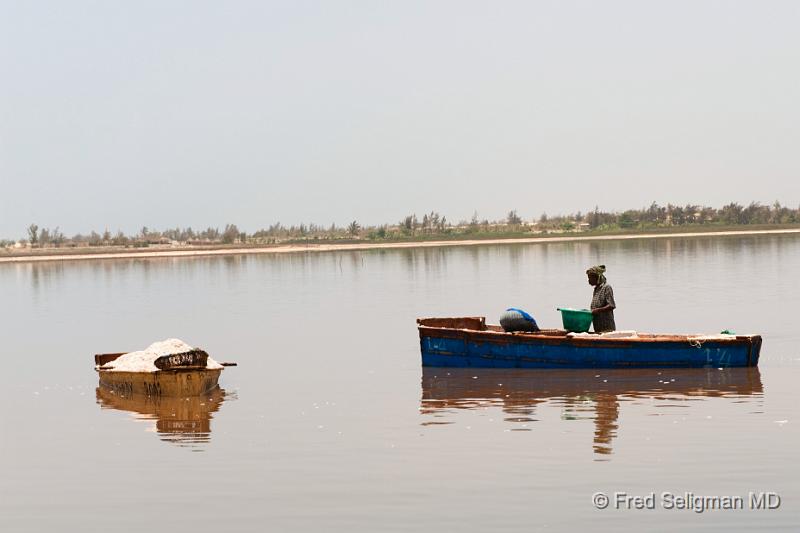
top-left (96, 339), bottom-right (224, 397)
top-left (153, 349), bottom-right (208, 370)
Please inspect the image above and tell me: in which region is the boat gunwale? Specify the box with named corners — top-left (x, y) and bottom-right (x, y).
top-left (94, 352), bottom-right (223, 372)
top-left (95, 367), bottom-right (224, 375)
top-left (417, 321), bottom-right (762, 346)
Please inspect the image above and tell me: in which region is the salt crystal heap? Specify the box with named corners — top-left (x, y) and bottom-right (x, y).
top-left (101, 339), bottom-right (223, 372)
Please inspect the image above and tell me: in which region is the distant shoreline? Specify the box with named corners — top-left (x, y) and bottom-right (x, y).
top-left (2, 227), bottom-right (799, 264)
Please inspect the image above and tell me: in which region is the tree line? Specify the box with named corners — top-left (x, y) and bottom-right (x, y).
top-left (5, 201), bottom-right (800, 249)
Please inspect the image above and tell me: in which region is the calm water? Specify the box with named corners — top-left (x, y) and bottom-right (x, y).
top-left (1, 235), bottom-right (799, 532)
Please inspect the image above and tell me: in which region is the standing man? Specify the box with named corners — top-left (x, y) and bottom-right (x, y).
top-left (587, 265), bottom-right (616, 333)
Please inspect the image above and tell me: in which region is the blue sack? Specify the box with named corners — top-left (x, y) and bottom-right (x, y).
top-left (500, 308), bottom-right (540, 332)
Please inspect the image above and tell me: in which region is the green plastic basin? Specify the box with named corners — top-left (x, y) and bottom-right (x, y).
top-left (558, 308), bottom-right (594, 333)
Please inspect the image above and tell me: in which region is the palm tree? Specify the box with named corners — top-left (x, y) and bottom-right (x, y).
top-left (27, 224), bottom-right (39, 245)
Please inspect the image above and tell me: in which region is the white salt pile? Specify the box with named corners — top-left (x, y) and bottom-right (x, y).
top-left (599, 330), bottom-right (639, 338)
top-left (687, 334), bottom-right (739, 341)
top-left (101, 338), bottom-right (223, 372)
top-left (567, 330), bottom-right (639, 338)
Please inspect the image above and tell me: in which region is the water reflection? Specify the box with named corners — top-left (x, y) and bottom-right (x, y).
top-left (420, 367), bottom-right (763, 457)
top-left (96, 386), bottom-right (230, 450)
top-left (397, 246), bottom-right (449, 278)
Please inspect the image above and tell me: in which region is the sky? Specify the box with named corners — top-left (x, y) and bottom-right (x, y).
top-left (1, 0), bottom-right (799, 239)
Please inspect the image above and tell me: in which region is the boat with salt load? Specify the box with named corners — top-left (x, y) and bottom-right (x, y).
top-left (95, 339), bottom-right (234, 397)
top-left (417, 317), bottom-right (762, 368)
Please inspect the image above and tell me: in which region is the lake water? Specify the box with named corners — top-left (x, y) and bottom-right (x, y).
top-left (1, 234), bottom-right (798, 532)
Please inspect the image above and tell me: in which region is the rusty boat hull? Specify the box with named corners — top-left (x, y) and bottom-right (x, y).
top-left (97, 368), bottom-right (222, 397)
top-left (95, 352), bottom-right (222, 397)
top-left (417, 317), bottom-right (762, 369)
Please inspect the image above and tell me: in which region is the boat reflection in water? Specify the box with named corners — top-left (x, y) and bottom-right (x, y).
top-left (96, 386), bottom-right (230, 449)
top-left (420, 367), bottom-right (763, 457)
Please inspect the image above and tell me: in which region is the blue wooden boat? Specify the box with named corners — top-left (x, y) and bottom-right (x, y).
top-left (417, 317), bottom-right (762, 368)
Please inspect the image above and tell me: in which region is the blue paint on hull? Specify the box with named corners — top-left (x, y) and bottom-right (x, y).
top-left (420, 332), bottom-right (761, 369)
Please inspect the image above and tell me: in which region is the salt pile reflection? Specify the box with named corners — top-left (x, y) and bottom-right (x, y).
top-left (420, 367), bottom-right (763, 457)
top-left (96, 386), bottom-right (230, 449)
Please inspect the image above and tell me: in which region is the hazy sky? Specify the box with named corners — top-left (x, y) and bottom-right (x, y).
top-left (1, 1), bottom-right (798, 239)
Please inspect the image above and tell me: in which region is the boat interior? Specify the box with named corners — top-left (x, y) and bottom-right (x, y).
top-left (416, 317), bottom-right (757, 342)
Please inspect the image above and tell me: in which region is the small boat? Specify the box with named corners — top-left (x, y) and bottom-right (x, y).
top-left (94, 345), bottom-right (233, 397)
top-left (417, 317), bottom-right (762, 368)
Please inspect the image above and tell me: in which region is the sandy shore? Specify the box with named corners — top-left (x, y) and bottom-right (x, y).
top-left (2, 228), bottom-right (799, 264)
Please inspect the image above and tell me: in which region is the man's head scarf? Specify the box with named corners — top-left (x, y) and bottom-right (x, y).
top-left (586, 265), bottom-right (607, 285)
